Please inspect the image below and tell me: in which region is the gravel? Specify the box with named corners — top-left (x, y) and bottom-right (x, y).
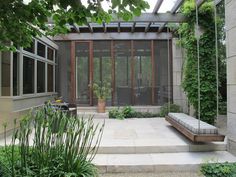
top-left (100, 172), bottom-right (203, 177)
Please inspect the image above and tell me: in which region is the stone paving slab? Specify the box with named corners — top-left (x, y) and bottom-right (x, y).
top-left (94, 118), bottom-right (227, 154)
top-left (94, 151), bottom-right (236, 173)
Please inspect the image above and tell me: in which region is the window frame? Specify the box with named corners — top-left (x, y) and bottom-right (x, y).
top-left (0, 38), bottom-right (57, 99)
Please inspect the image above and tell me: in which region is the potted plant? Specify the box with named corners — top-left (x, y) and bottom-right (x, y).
top-left (91, 81), bottom-right (111, 113)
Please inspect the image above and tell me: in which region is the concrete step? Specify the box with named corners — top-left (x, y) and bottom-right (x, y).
top-left (93, 151), bottom-right (236, 173)
top-left (97, 141), bottom-right (227, 154)
top-left (77, 112), bottom-right (109, 119)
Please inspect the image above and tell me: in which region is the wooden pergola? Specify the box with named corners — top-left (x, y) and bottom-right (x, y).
top-left (52, 0), bottom-right (223, 36)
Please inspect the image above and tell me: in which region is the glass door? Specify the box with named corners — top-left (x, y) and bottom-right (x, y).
top-left (75, 42), bottom-right (91, 105)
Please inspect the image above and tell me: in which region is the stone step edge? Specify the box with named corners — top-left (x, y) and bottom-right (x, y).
top-left (93, 151), bottom-right (236, 173)
top-left (96, 144), bottom-right (227, 154)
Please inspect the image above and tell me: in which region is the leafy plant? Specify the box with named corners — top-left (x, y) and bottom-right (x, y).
top-left (178, 0), bottom-right (226, 124)
top-left (109, 106), bottom-right (160, 119)
top-left (159, 103), bottom-right (181, 117)
top-left (109, 107), bottom-right (124, 120)
top-left (0, 0), bottom-right (149, 51)
top-left (122, 106), bottom-right (136, 118)
top-left (201, 162), bottom-right (236, 177)
top-left (91, 81), bottom-right (111, 100)
top-left (1, 103), bottom-right (104, 177)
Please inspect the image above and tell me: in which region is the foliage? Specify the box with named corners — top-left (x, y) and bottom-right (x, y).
top-left (91, 81), bottom-right (112, 100)
top-left (109, 107), bottom-right (124, 120)
top-left (109, 106), bottom-right (159, 119)
top-left (122, 106), bottom-right (136, 118)
top-left (201, 162), bottom-right (236, 177)
top-left (0, 104), bottom-right (104, 177)
top-left (219, 101), bottom-right (227, 115)
top-left (178, 0), bottom-right (226, 124)
top-left (159, 103), bottom-right (182, 117)
top-left (0, 0), bottom-right (149, 51)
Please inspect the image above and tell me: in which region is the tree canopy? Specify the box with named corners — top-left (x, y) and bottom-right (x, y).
top-left (0, 0), bottom-right (149, 50)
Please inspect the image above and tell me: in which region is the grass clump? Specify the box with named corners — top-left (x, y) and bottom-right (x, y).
top-left (0, 103), bottom-right (104, 177)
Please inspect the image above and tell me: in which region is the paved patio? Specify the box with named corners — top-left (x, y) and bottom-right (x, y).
top-left (94, 118), bottom-right (227, 154)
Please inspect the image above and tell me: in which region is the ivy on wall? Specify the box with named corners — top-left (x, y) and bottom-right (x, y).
top-left (178, 0), bottom-right (224, 124)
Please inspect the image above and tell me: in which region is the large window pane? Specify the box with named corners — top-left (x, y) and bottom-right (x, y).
top-left (133, 41), bottom-right (152, 105)
top-left (37, 61), bottom-right (45, 93)
top-left (47, 47), bottom-right (54, 61)
top-left (37, 41), bottom-right (46, 57)
top-left (1, 52), bottom-right (11, 96)
top-left (24, 40), bottom-right (35, 53)
top-left (13, 52), bottom-right (20, 96)
top-left (154, 40), bottom-right (172, 105)
top-left (47, 64), bottom-right (53, 92)
top-left (23, 56), bottom-right (35, 94)
top-left (114, 41), bottom-right (131, 105)
top-left (93, 41), bottom-right (112, 105)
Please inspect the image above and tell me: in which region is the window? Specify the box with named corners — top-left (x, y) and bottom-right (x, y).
top-left (37, 61), bottom-right (45, 93)
top-left (23, 56), bottom-right (35, 94)
top-left (37, 41), bottom-right (46, 57)
top-left (1, 52), bottom-right (11, 96)
top-left (13, 52), bottom-right (20, 96)
top-left (24, 40), bottom-right (35, 53)
top-left (47, 47), bottom-right (54, 61)
top-left (47, 64), bottom-right (53, 92)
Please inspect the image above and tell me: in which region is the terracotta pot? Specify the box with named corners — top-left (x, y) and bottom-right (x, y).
top-left (97, 99), bottom-right (106, 113)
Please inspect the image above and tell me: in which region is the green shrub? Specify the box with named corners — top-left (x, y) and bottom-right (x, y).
top-left (219, 101), bottom-right (227, 115)
top-left (109, 106), bottom-right (159, 119)
top-left (109, 107), bottom-right (124, 120)
top-left (122, 106), bottom-right (136, 118)
top-left (201, 162), bottom-right (236, 177)
top-left (1, 104), bottom-right (104, 177)
top-left (159, 103), bottom-right (181, 117)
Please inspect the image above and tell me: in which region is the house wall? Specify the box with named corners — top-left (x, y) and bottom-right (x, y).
top-left (172, 38), bottom-right (188, 113)
top-left (225, 0), bottom-right (236, 155)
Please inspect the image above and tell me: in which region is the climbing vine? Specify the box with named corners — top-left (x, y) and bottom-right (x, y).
top-left (178, 0), bottom-right (225, 124)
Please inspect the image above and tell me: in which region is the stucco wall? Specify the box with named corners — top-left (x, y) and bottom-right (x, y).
top-left (225, 0), bottom-right (236, 154)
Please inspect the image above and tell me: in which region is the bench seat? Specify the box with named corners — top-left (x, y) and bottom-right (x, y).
top-left (166, 113), bottom-right (225, 142)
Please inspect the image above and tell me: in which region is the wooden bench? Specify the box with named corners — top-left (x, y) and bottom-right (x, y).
top-left (166, 113), bottom-right (225, 142)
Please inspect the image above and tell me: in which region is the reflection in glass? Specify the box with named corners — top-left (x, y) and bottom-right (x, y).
top-left (47, 64), bottom-right (53, 92)
top-left (23, 56), bottom-right (35, 94)
top-left (37, 61), bottom-right (45, 93)
top-left (13, 52), bottom-right (20, 96)
top-left (1, 52), bottom-right (11, 96)
top-left (37, 41), bottom-right (46, 57)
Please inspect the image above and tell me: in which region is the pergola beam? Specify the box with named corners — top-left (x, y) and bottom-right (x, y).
top-left (197, 0), bottom-right (205, 7)
top-left (48, 13), bottom-right (185, 25)
top-left (131, 22), bottom-right (136, 33)
top-left (145, 22), bottom-right (152, 33)
top-left (171, 0), bottom-right (184, 14)
top-left (87, 23), bottom-right (93, 33)
top-left (153, 0), bottom-right (164, 14)
top-left (214, 0), bottom-right (222, 5)
top-left (118, 22), bottom-right (120, 33)
top-left (158, 22), bottom-right (167, 33)
top-left (72, 24), bottom-right (80, 33)
top-left (53, 32), bottom-right (173, 41)
top-left (102, 22), bottom-right (107, 33)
